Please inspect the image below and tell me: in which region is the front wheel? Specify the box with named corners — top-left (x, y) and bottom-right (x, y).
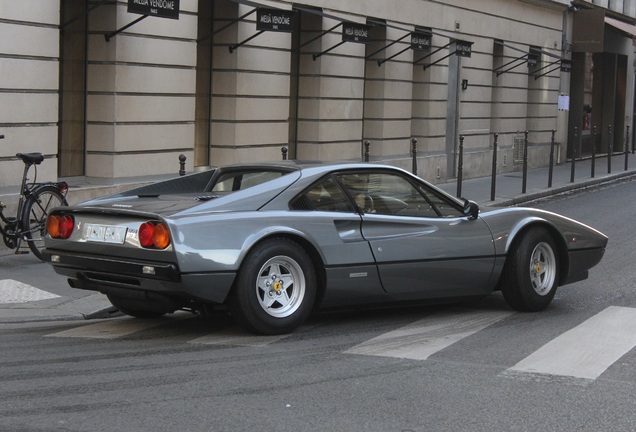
top-left (229, 238), bottom-right (317, 335)
top-left (500, 227), bottom-right (559, 312)
top-left (22, 186), bottom-right (68, 261)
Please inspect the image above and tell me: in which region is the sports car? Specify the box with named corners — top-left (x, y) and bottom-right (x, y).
top-left (43, 162), bottom-right (607, 334)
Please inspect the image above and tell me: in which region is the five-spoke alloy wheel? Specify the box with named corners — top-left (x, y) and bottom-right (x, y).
top-left (500, 227), bottom-right (559, 311)
top-left (230, 238), bottom-right (316, 335)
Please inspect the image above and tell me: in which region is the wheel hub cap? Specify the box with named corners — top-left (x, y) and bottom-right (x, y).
top-left (256, 256), bottom-right (305, 318)
top-left (529, 242), bottom-right (556, 296)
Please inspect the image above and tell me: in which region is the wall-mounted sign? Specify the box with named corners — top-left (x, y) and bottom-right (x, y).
top-left (560, 59), bottom-right (572, 73)
top-left (411, 32), bottom-right (432, 51)
top-left (528, 48), bottom-right (540, 68)
top-left (257, 8), bottom-right (297, 33)
top-left (127, 0), bottom-right (180, 20)
top-left (455, 40), bottom-right (473, 57)
top-left (342, 22), bottom-right (371, 44)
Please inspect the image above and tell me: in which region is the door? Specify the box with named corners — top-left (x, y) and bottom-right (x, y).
top-left (335, 169), bottom-right (496, 300)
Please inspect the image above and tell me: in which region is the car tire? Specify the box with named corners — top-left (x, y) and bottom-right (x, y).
top-left (500, 227), bottom-right (559, 312)
top-left (229, 238), bottom-right (317, 335)
top-left (107, 295), bottom-right (166, 319)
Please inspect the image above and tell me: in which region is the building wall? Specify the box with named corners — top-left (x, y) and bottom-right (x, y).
top-left (1, 0), bottom-right (635, 191)
top-left (0, 1), bottom-right (60, 185)
top-left (84, 0), bottom-right (198, 181)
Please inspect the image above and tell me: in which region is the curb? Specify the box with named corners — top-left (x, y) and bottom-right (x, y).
top-left (490, 170), bottom-right (636, 207)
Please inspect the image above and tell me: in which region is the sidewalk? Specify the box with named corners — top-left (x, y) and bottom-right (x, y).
top-left (1, 153), bottom-right (635, 324)
top-left (438, 152), bottom-right (636, 207)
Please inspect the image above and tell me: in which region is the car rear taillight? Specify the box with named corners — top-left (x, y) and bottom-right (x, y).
top-left (139, 221), bottom-right (171, 249)
top-left (47, 214), bottom-right (74, 239)
top-left (153, 223), bottom-right (170, 249)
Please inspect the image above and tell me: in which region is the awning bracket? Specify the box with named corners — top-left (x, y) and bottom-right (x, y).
top-left (198, 9), bottom-right (258, 43)
top-left (377, 45), bottom-right (411, 66)
top-left (230, 30), bottom-right (265, 53)
top-left (422, 50), bottom-right (454, 70)
top-left (533, 62), bottom-right (562, 80)
top-left (303, 22), bottom-right (344, 59)
top-left (105, 15), bottom-right (148, 42)
top-left (530, 58), bottom-right (560, 76)
top-left (299, 22), bottom-right (343, 49)
top-left (494, 54), bottom-right (529, 76)
top-left (366, 32), bottom-right (411, 63)
top-left (62, 0), bottom-right (107, 29)
top-left (414, 41), bottom-right (452, 65)
top-left (313, 40), bottom-right (346, 60)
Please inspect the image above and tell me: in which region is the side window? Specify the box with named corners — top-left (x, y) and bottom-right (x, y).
top-left (417, 185), bottom-right (464, 218)
top-left (294, 177), bottom-right (355, 213)
top-left (336, 171), bottom-right (463, 218)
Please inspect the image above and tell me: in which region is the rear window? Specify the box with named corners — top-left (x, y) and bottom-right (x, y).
top-left (207, 170), bottom-right (289, 192)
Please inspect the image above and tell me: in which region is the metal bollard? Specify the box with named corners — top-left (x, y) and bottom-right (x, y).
top-left (570, 127), bottom-right (577, 183)
top-left (608, 124), bottom-right (613, 174)
top-left (625, 125), bottom-right (630, 171)
top-left (522, 130), bottom-right (529, 194)
top-left (548, 129), bottom-right (555, 187)
top-left (178, 154), bottom-right (186, 176)
top-left (411, 138), bottom-right (418, 175)
top-left (364, 140), bottom-right (370, 162)
top-left (457, 135), bottom-right (464, 198)
top-left (591, 126), bottom-right (597, 178)
top-left (281, 146), bottom-right (288, 160)
top-left (490, 133), bottom-right (498, 201)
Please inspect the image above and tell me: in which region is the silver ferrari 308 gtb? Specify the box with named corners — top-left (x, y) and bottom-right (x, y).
top-left (43, 162), bottom-right (607, 334)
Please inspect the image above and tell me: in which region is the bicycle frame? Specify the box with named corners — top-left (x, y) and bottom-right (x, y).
top-left (0, 154), bottom-right (68, 250)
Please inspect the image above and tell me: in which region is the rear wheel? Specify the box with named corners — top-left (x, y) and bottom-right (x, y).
top-left (500, 227), bottom-right (559, 311)
top-left (21, 186), bottom-right (67, 261)
top-left (229, 238), bottom-right (316, 335)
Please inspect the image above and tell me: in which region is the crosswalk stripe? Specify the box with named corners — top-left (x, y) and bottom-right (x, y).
top-left (344, 308), bottom-right (513, 360)
top-left (189, 328), bottom-right (291, 347)
top-left (508, 306), bottom-right (636, 380)
top-left (0, 279), bottom-right (60, 304)
top-left (44, 317), bottom-right (174, 339)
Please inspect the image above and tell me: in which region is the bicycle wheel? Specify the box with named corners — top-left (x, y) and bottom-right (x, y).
top-left (21, 186), bottom-right (68, 261)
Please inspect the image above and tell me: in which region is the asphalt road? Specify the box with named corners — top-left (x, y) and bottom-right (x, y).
top-left (0, 178), bottom-right (634, 432)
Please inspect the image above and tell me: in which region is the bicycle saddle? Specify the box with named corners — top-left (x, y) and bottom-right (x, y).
top-left (16, 152), bottom-right (44, 165)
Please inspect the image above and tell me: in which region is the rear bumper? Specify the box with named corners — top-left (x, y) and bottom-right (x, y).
top-left (43, 249), bottom-right (235, 304)
top-left (562, 247), bottom-right (606, 286)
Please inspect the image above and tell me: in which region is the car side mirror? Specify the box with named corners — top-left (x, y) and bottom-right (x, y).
top-left (462, 199), bottom-right (479, 220)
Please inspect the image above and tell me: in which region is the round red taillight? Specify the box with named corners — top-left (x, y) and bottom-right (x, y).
top-left (46, 214), bottom-right (74, 239)
top-left (58, 215), bottom-right (74, 239)
top-left (138, 222), bottom-right (155, 248)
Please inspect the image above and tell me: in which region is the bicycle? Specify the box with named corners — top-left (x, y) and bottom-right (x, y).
top-left (0, 135), bottom-right (69, 261)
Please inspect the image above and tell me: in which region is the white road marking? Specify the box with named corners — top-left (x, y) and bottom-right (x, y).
top-left (508, 306), bottom-right (636, 380)
top-left (345, 308), bottom-right (513, 360)
top-left (0, 279), bottom-right (60, 304)
top-left (189, 328), bottom-right (291, 347)
top-left (44, 317), bottom-right (172, 339)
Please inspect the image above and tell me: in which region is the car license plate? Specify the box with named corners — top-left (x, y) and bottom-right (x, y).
top-left (85, 224), bottom-right (127, 244)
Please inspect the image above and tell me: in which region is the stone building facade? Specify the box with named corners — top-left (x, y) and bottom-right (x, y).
top-left (1, 0), bottom-right (635, 190)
